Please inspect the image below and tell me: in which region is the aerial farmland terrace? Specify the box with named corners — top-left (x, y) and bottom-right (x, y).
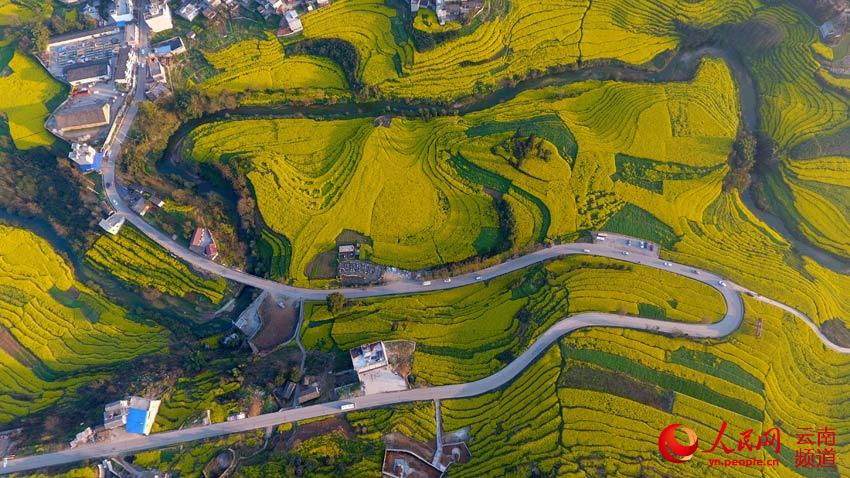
top-left (0, 0), bottom-right (850, 476)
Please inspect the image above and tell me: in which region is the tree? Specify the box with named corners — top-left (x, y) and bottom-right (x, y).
top-left (723, 131), bottom-right (757, 192)
top-left (327, 292), bottom-right (346, 314)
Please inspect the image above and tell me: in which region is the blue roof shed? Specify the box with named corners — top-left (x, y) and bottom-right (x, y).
top-left (125, 407), bottom-right (149, 435)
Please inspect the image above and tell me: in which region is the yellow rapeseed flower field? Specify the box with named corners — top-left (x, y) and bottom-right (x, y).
top-left (0, 49), bottom-right (64, 149)
top-left (0, 226), bottom-right (166, 422)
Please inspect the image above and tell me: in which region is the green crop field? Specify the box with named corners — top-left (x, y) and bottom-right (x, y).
top-left (199, 36), bottom-right (350, 103)
top-left (0, 226), bottom-right (166, 423)
top-left (0, 47), bottom-right (65, 149)
top-left (437, 298), bottom-right (850, 476)
top-left (154, 359), bottom-right (242, 432)
top-left (0, 0), bottom-right (48, 25)
top-left (301, 255), bottom-right (725, 385)
top-left (86, 225), bottom-right (228, 304)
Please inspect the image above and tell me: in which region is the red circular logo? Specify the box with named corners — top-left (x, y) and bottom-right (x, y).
top-left (658, 424), bottom-right (699, 463)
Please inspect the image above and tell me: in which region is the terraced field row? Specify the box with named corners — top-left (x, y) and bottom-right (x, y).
top-left (764, 160), bottom-right (850, 259)
top-left (154, 362), bottom-right (242, 432)
top-left (301, 0), bottom-right (406, 86)
top-left (200, 36), bottom-right (349, 103)
top-left (671, 193), bottom-right (850, 328)
top-left (86, 224), bottom-right (228, 304)
top-left (747, 6), bottom-right (850, 151)
top-left (0, 226), bottom-right (166, 423)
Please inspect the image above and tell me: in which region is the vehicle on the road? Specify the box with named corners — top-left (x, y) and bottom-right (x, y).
top-left (622, 251), bottom-right (630, 256)
top-left (640, 241), bottom-right (646, 248)
top-left (340, 403), bottom-right (355, 411)
top-left (718, 280), bottom-right (727, 287)
top-left (475, 276), bottom-right (482, 281)
top-left (443, 278), bottom-right (452, 283)
top-left (422, 281), bottom-right (431, 286)
top-left (663, 261), bottom-right (672, 266)
top-left (649, 244), bottom-right (654, 251)
top-left (626, 239), bottom-right (632, 246)
top-left (582, 249), bottom-right (591, 253)
top-left (692, 269), bottom-right (700, 274)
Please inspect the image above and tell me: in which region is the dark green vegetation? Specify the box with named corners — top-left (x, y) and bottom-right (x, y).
top-left (602, 204), bottom-right (680, 248)
top-left (467, 114), bottom-right (579, 164)
top-left (613, 154), bottom-right (723, 194)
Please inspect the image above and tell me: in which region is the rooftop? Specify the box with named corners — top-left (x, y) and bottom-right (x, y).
top-left (64, 60), bottom-right (110, 83)
top-left (54, 102), bottom-right (110, 131)
top-left (47, 25), bottom-right (119, 47)
top-left (350, 341), bottom-right (388, 371)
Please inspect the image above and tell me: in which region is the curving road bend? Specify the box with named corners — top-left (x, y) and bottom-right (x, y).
top-left (2, 264), bottom-right (743, 474)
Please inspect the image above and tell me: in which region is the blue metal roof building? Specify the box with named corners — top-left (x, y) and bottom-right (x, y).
top-left (125, 407), bottom-right (149, 435)
top-left (78, 152), bottom-right (103, 172)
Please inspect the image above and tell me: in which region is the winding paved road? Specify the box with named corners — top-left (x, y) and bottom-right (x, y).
top-left (3, 248), bottom-right (848, 474)
top-left (9, 11), bottom-right (843, 473)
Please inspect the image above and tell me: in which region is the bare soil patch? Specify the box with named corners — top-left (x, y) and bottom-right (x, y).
top-left (822, 319), bottom-right (850, 348)
top-left (251, 296), bottom-right (298, 352)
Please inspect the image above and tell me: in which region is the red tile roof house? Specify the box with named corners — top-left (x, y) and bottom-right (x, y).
top-left (189, 227), bottom-right (219, 260)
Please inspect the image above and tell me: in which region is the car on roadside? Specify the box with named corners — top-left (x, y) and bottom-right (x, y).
top-left (582, 249), bottom-right (591, 253)
top-left (443, 278), bottom-right (452, 283)
top-left (475, 276), bottom-right (483, 281)
top-left (422, 281), bottom-right (431, 286)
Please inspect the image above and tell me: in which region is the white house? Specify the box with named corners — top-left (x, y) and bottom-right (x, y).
top-left (110, 0), bottom-right (135, 23)
top-left (144, 0), bottom-right (174, 33)
top-left (284, 10), bottom-right (303, 33)
top-left (177, 3), bottom-right (200, 21)
top-left (98, 214), bottom-right (125, 235)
